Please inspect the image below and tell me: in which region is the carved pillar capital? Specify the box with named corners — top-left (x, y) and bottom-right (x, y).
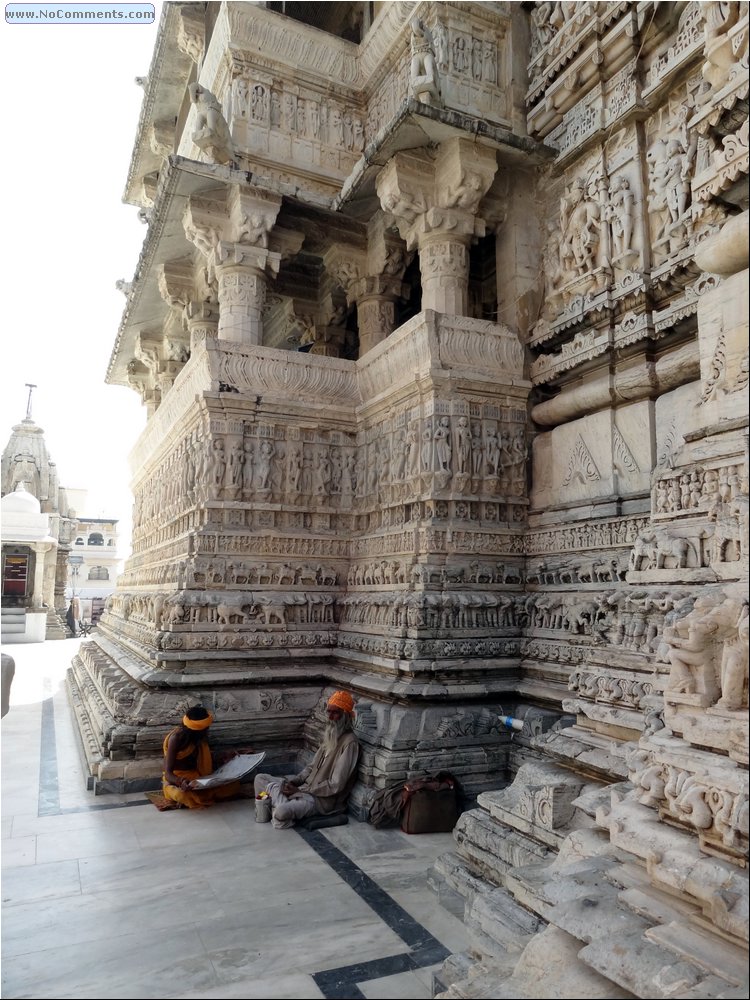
top-left (126, 358), bottom-right (161, 416)
top-left (376, 138), bottom-right (497, 315)
top-left (184, 188), bottom-right (285, 344)
top-left (324, 245), bottom-right (367, 304)
top-left (226, 186), bottom-right (283, 248)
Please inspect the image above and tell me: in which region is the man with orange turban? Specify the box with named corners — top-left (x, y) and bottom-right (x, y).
top-left (162, 705), bottom-right (242, 809)
top-left (254, 690), bottom-right (359, 829)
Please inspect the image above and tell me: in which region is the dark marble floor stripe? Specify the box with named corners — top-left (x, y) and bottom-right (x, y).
top-left (38, 697), bottom-right (60, 816)
top-left (300, 828), bottom-right (449, 998)
top-left (313, 952), bottom-right (417, 999)
top-left (36, 696), bottom-right (153, 817)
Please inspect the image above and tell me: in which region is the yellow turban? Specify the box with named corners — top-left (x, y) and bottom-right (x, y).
top-left (183, 712), bottom-right (213, 731)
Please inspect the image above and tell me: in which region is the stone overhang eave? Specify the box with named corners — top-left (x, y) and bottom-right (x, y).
top-left (334, 97), bottom-right (558, 218)
top-left (108, 155), bottom-right (244, 388)
top-left (122, 2), bottom-right (193, 208)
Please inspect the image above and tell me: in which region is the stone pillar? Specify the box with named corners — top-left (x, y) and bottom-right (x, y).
top-left (186, 299), bottom-right (219, 350)
top-left (376, 137), bottom-right (498, 316)
top-left (354, 276), bottom-right (401, 355)
top-left (30, 542), bottom-right (50, 608)
top-left (184, 186), bottom-right (284, 347)
top-left (326, 213), bottom-right (411, 358)
top-left (214, 242), bottom-right (281, 344)
top-left (417, 231), bottom-right (471, 315)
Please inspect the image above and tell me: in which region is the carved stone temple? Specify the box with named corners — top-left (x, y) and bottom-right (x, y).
top-left (68, 3), bottom-right (748, 996)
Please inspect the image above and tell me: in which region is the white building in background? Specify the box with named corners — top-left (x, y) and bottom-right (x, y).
top-left (2, 402), bottom-right (123, 641)
top-left (0, 484), bottom-right (58, 643)
top-left (66, 516), bottom-right (121, 624)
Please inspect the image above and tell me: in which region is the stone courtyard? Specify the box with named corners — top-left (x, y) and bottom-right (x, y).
top-left (63, 3), bottom-right (748, 997)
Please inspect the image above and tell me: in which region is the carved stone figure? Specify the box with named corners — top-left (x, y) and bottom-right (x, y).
top-left (210, 438), bottom-right (226, 490)
top-left (715, 599), bottom-right (749, 711)
top-left (663, 594), bottom-right (723, 697)
top-left (560, 177), bottom-right (601, 280)
top-left (454, 416), bottom-right (471, 475)
top-left (256, 440), bottom-right (275, 490)
top-left (188, 83), bottom-right (233, 164)
top-left (608, 175), bottom-right (635, 260)
top-left (484, 428), bottom-right (500, 477)
top-left (434, 416), bottom-right (452, 473)
top-left (227, 440), bottom-right (245, 491)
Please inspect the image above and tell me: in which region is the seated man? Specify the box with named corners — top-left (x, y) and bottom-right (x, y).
top-left (162, 705), bottom-right (242, 809)
top-left (254, 690), bottom-right (359, 829)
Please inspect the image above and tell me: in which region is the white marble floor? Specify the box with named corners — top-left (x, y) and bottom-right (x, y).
top-left (1, 638), bottom-right (469, 1000)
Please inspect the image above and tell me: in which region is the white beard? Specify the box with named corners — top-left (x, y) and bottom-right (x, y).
top-left (322, 715), bottom-right (348, 754)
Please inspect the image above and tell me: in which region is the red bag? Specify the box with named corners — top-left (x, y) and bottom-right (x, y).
top-left (400, 772), bottom-right (461, 834)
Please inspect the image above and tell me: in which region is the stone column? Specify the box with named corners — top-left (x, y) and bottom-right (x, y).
top-left (417, 229), bottom-right (471, 314)
top-left (354, 275), bottom-right (402, 355)
top-left (30, 542), bottom-right (51, 608)
top-left (184, 186), bottom-right (284, 347)
top-left (214, 242), bottom-right (281, 344)
top-left (376, 137), bottom-right (497, 316)
top-left (326, 214), bottom-right (411, 358)
top-left (185, 299), bottom-right (220, 350)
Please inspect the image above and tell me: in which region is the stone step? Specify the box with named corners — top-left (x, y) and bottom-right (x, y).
top-left (453, 806), bottom-right (553, 881)
top-left (505, 848), bottom-right (620, 921)
top-left (435, 957), bottom-right (521, 1000)
top-left (645, 922), bottom-right (748, 987)
top-left (551, 890), bottom-right (651, 944)
top-left (669, 974), bottom-right (749, 999)
top-left (580, 928), bottom-right (717, 998)
top-left (618, 886), bottom-right (702, 926)
top-left (464, 884), bottom-right (545, 959)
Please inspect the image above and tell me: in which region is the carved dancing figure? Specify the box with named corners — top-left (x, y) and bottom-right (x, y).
top-left (314, 449), bottom-right (332, 496)
top-left (485, 428), bottom-right (500, 477)
top-left (568, 179), bottom-right (601, 276)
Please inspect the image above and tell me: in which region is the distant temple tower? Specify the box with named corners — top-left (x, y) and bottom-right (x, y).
top-left (1, 392), bottom-right (74, 641)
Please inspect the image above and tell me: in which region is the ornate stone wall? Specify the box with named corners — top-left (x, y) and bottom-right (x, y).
top-left (432, 3), bottom-right (749, 998)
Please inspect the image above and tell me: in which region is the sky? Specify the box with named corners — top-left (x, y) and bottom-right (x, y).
top-left (1, 3), bottom-right (165, 554)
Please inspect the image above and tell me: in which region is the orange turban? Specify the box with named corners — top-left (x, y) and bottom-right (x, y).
top-left (327, 690), bottom-right (355, 715)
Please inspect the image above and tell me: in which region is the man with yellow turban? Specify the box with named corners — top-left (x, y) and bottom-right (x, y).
top-left (254, 690), bottom-right (359, 829)
top-left (162, 705), bottom-right (242, 809)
